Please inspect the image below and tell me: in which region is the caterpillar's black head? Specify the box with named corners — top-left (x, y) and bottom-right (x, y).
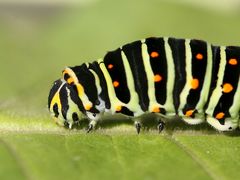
top-left (48, 79), bottom-right (86, 128)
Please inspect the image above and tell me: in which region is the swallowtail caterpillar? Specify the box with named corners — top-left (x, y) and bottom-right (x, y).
top-left (48, 37), bottom-right (240, 133)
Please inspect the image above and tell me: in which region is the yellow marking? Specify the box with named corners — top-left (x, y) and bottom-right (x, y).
top-left (63, 70), bottom-right (74, 84)
top-left (76, 84), bottom-right (85, 97)
top-left (191, 78), bottom-right (199, 89)
top-left (67, 77), bottom-right (74, 84)
top-left (215, 112), bottom-right (225, 120)
top-left (185, 109), bottom-right (194, 117)
top-left (116, 105), bottom-right (122, 112)
top-left (229, 58), bottom-right (238, 65)
top-left (62, 70), bottom-right (68, 76)
top-left (50, 88), bottom-right (63, 111)
top-left (62, 68), bottom-right (78, 84)
top-left (85, 104), bottom-right (92, 111)
top-left (223, 83), bottom-right (233, 93)
top-left (152, 106), bottom-right (160, 113)
top-left (63, 67), bottom-right (93, 110)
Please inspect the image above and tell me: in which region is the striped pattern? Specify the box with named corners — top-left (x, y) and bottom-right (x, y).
top-left (48, 37), bottom-right (240, 131)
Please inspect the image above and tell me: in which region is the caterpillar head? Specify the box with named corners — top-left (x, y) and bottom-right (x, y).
top-left (48, 65), bottom-right (102, 128)
top-left (48, 79), bottom-right (87, 128)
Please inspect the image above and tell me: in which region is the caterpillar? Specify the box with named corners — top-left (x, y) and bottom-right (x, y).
top-left (48, 37), bottom-right (240, 133)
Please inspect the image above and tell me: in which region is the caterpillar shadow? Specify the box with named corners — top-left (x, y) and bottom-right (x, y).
top-left (70, 113), bottom-right (240, 136)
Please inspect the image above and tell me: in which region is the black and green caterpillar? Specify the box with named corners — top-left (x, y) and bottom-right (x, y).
top-left (48, 37), bottom-right (240, 133)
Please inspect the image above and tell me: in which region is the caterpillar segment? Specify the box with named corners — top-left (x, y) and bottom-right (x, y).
top-left (48, 37), bottom-right (240, 133)
top-left (206, 46), bottom-right (240, 130)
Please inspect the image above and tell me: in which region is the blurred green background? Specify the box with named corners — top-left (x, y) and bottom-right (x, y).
top-left (0, 0), bottom-right (240, 179)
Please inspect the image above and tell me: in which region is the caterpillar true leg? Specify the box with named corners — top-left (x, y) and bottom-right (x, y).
top-left (134, 121), bottom-right (142, 134)
top-left (86, 120), bottom-right (98, 133)
top-left (157, 119), bottom-right (165, 133)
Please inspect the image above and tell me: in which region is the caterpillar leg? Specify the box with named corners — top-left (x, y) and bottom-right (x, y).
top-left (206, 115), bottom-right (238, 131)
top-left (157, 119), bottom-right (165, 133)
top-left (134, 121), bottom-right (142, 134)
top-left (67, 122), bottom-right (74, 129)
top-left (86, 120), bottom-right (98, 133)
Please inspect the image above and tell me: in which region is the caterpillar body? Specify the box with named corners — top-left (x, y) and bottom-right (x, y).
top-left (48, 37), bottom-right (240, 132)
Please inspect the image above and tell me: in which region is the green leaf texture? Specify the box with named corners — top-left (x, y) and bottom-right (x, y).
top-left (0, 0), bottom-right (240, 179)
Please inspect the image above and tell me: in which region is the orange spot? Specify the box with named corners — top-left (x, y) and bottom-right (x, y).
top-left (63, 70), bottom-right (67, 75)
top-left (196, 53), bottom-right (203, 60)
top-left (108, 64), bottom-right (114, 69)
top-left (67, 77), bottom-right (74, 84)
top-left (222, 83), bottom-right (233, 93)
top-left (154, 74), bottom-right (162, 82)
top-left (191, 78), bottom-right (199, 89)
top-left (150, 51), bottom-right (159, 58)
top-left (85, 104), bottom-right (92, 111)
top-left (215, 112), bottom-right (225, 120)
top-left (228, 58), bottom-right (238, 65)
top-left (116, 106), bottom-right (122, 112)
top-left (152, 106), bottom-right (160, 113)
top-left (113, 81), bottom-right (119, 87)
top-left (185, 110), bottom-right (194, 117)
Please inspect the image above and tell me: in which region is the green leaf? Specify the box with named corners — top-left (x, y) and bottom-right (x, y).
top-left (1, 0), bottom-right (240, 179)
top-left (0, 132), bottom-right (212, 180)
